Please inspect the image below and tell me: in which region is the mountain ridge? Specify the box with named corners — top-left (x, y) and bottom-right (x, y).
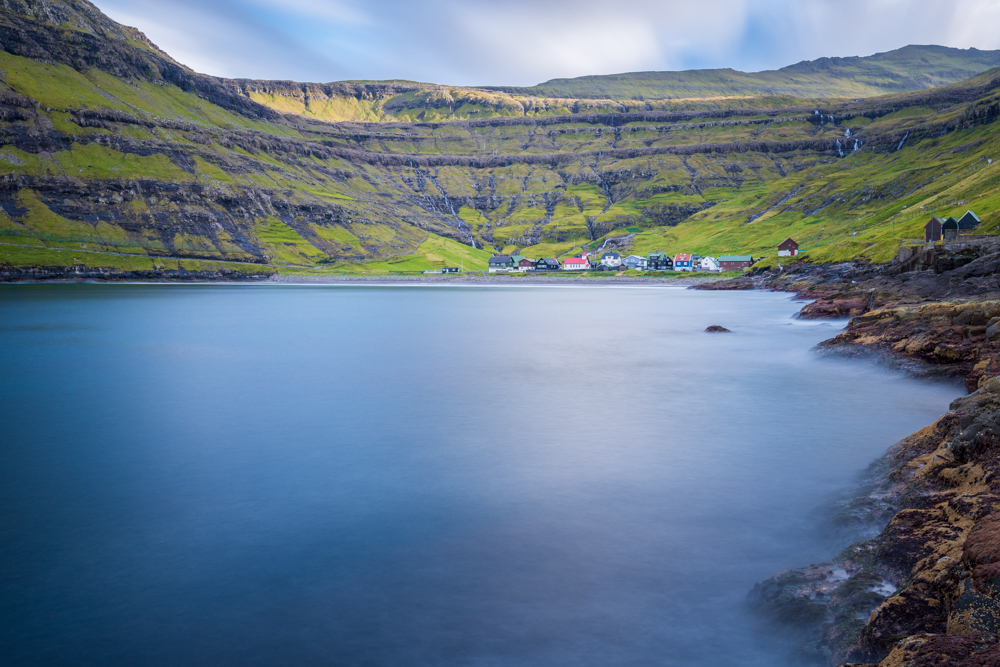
top-left (484, 45), bottom-right (1000, 102)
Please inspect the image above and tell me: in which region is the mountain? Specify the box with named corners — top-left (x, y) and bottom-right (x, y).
top-left (1, 0), bottom-right (1000, 279)
top-left (228, 45), bottom-right (1000, 125)
top-left (488, 45), bottom-right (1000, 101)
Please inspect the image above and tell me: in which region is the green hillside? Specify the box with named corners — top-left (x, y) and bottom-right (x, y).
top-left (1, 0), bottom-right (1000, 278)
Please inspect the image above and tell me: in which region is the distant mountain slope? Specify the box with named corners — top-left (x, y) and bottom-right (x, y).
top-left (488, 45), bottom-right (1000, 101)
top-left (231, 46), bottom-right (1000, 124)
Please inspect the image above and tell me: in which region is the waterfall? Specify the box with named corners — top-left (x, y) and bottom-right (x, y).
top-left (853, 139), bottom-right (863, 151)
top-left (836, 140), bottom-right (844, 158)
top-left (844, 128), bottom-right (851, 138)
top-left (897, 131), bottom-right (909, 151)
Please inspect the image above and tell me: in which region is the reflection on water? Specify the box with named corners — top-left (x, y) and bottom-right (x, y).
top-left (0, 284), bottom-right (958, 666)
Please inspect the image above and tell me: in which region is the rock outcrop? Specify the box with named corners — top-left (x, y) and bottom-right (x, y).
top-left (752, 378), bottom-right (1000, 665)
top-left (820, 301), bottom-right (1000, 391)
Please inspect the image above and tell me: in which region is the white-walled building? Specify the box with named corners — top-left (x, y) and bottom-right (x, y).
top-left (600, 252), bottom-right (621, 267)
top-left (562, 256), bottom-right (591, 270)
top-left (698, 256), bottom-right (721, 272)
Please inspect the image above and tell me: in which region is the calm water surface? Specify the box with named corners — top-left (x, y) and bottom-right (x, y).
top-left (0, 284), bottom-right (958, 666)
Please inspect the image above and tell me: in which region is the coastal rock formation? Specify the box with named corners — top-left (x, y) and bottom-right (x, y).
top-left (798, 297), bottom-right (870, 319)
top-left (705, 325), bottom-right (731, 332)
top-left (702, 250), bottom-right (1000, 666)
top-left (820, 301), bottom-right (1000, 391)
top-left (752, 377), bottom-right (1000, 666)
top-left (699, 245), bottom-right (1000, 390)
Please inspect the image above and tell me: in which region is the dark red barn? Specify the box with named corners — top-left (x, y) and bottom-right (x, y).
top-left (925, 217), bottom-right (943, 243)
top-left (778, 238), bottom-right (799, 256)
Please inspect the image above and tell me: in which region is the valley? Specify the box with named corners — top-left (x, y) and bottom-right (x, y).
top-left (2, 0), bottom-right (1000, 279)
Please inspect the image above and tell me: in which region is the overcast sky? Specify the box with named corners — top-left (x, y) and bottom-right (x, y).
top-left (94, 0), bottom-right (1000, 86)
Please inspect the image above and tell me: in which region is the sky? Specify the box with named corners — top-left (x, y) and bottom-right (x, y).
top-left (93, 0), bottom-right (1000, 87)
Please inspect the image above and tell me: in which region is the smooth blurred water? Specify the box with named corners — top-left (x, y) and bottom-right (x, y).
top-left (0, 284), bottom-right (958, 666)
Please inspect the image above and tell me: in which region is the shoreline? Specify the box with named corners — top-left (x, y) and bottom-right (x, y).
top-left (705, 259), bottom-right (1000, 666)
top-left (0, 270), bottom-right (726, 287)
top-left (264, 273), bottom-right (721, 287)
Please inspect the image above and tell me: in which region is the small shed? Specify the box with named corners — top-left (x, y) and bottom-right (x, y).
top-left (718, 256), bottom-right (755, 271)
top-left (778, 238), bottom-right (799, 256)
top-left (441, 267), bottom-right (459, 273)
top-left (958, 210), bottom-right (981, 230)
top-left (924, 217), bottom-right (944, 243)
top-left (942, 217), bottom-right (963, 241)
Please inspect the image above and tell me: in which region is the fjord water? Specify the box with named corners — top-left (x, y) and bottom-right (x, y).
top-left (0, 285), bottom-right (957, 666)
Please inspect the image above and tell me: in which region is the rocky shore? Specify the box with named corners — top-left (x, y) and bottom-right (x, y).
top-left (699, 240), bottom-right (1000, 666)
top-left (698, 239), bottom-right (1000, 390)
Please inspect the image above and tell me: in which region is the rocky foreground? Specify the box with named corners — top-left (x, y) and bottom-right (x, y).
top-left (699, 240), bottom-right (1000, 666)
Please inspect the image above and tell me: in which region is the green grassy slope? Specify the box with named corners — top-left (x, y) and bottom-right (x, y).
top-left (1, 0), bottom-right (1000, 278)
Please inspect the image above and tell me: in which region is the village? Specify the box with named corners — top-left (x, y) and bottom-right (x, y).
top-left (472, 237), bottom-right (800, 274)
top-left (437, 209), bottom-right (984, 275)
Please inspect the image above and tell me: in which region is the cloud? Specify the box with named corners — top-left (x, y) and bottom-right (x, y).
top-left (97, 0), bottom-right (348, 80)
top-left (91, 0), bottom-right (1000, 86)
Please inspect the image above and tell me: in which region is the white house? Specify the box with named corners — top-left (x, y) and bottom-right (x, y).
top-left (562, 256), bottom-right (591, 270)
top-left (698, 256), bottom-right (721, 272)
top-left (600, 252), bottom-right (622, 268)
top-left (488, 255), bottom-right (514, 272)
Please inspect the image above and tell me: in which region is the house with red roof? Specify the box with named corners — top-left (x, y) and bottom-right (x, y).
top-left (562, 256), bottom-right (591, 270)
top-left (673, 254), bottom-right (693, 271)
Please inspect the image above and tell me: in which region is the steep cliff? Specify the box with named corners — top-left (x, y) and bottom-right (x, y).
top-left (1, 0), bottom-right (1000, 279)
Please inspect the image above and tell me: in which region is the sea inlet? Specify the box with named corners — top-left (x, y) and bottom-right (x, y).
top-left (0, 284), bottom-right (958, 666)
